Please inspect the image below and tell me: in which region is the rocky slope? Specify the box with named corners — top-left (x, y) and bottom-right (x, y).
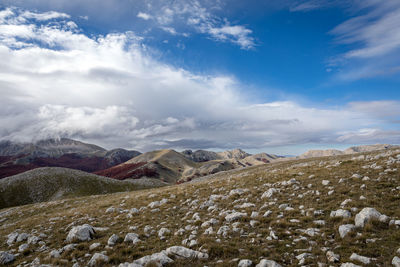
top-left (0, 148), bottom-right (399, 266)
top-left (181, 148), bottom-right (252, 162)
top-left (299, 144), bottom-right (398, 159)
top-left (0, 138), bottom-right (141, 178)
top-left (0, 167), bottom-right (166, 209)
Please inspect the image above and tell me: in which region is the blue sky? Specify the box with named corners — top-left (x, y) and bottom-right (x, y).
top-left (0, 0), bottom-right (399, 155)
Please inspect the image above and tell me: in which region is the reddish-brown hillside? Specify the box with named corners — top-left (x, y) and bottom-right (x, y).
top-left (94, 162), bottom-right (158, 180)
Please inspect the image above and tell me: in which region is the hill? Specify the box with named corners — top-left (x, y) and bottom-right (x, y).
top-left (0, 148), bottom-right (399, 266)
top-left (95, 149), bottom-right (281, 183)
top-left (0, 138), bottom-right (141, 178)
top-left (299, 144), bottom-right (398, 159)
top-left (0, 167), bottom-right (166, 209)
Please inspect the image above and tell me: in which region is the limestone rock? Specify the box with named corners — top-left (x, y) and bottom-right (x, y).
top-left (124, 233), bottom-right (140, 245)
top-left (66, 224), bottom-right (95, 243)
top-left (350, 253), bottom-right (371, 265)
top-left (255, 259), bottom-right (282, 267)
top-left (326, 251), bottom-right (340, 263)
top-left (165, 246), bottom-right (208, 259)
top-left (225, 212), bottom-right (247, 222)
top-left (107, 234), bottom-right (120, 246)
top-left (238, 259), bottom-right (253, 267)
top-left (338, 224), bottom-right (355, 238)
top-left (0, 251), bottom-right (15, 264)
top-left (392, 256), bottom-right (400, 267)
top-left (355, 208), bottom-right (382, 228)
top-left (88, 253), bottom-right (109, 267)
top-left (330, 209), bottom-right (351, 218)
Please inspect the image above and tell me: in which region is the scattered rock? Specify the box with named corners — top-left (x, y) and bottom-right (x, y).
top-left (226, 212), bottom-right (247, 222)
top-left (261, 188), bottom-right (277, 199)
top-left (355, 208), bottom-right (382, 228)
top-left (0, 251), bottom-right (15, 264)
top-left (88, 253), bottom-right (109, 267)
top-left (392, 256), bottom-right (400, 267)
top-left (350, 253), bottom-right (371, 264)
top-left (338, 224), bottom-right (355, 238)
top-left (18, 243), bottom-right (29, 253)
top-left (121, 251), bottom-right (173, 266)
top-left (165, 246), bottom-right (208, 259)
top-left (322, 180), bottom-right (330, 186)
top-left (158, 228), bottom-right (171, 240)
top-left (89, 243), bottom-right (101, 251)
top-left (255, 259), bottom-right (282, 267)
top-left (330, 209), bottom-right (351, 218)
top-left (340, 263), bottom-right (361, 267)
top-left (66, 224), bottom-right (95, 243)
top-left (124, 233), bottom-right (140, 245)
top-left (238, 259), bottom-right (253, 267)
top-left (326, 251), bottom-right (340, 262)
top-left (107, 234), bottom-right (120, 246)
top-left (49, 249), bottom-right (61, 258)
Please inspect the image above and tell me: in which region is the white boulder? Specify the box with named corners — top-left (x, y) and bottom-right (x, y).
top-left (225, 212), bottom-right (247, 222)
top-left (330, 209), bottom-right (351, 218)
top-left (338, 224), bottom-right (355, 238)
top-left (165, 246), bottom-right (208, 259)
top-left (124, 233), bottom-right (141, 245)
top-left (355, 208), bottom-right (382, 228)
top-left (66, 224), bottom-right (95, 243)
top-left (0, 251), bottom-right (15, 264)
top-left (256, 259), bottom-right (282, 267)
top-left (350, 253), bottom-right (371, 265)
top-left (88, 253), bottom-right (109, 267)
top-left (238, 259), bottom-right (253, 267)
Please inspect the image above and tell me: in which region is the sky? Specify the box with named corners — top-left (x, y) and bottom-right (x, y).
top-left (0, 0), bottom-right (399, 155)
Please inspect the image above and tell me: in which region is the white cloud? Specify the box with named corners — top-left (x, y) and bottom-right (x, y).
top-left (0, 7), bottom-right (398, 151)
top-left (21, 10), bottom-right (70, 21)
top-left (138, 0), bottom-right (255, 49)
top-left (329, 0), bottom-right (400, 80)
top-left (208, 25), bottom-right (254, 50)
top-left (137, 12), bottom-right (151, 20)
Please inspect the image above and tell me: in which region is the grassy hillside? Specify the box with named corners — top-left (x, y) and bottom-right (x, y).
top-left (0, 148), bottom-right (399, 266)
top-left (0, 167), bottom-right (166, 209)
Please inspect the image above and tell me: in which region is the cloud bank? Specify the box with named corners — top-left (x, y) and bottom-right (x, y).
top-left (0, 7), bottom-right (399, 152)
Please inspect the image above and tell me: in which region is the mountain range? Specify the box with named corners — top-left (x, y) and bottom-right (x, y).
top-left (0, 138), bottom-right (141, 179)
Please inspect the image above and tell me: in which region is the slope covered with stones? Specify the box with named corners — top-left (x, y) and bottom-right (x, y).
top-left (0, 148), bottom-right (399, 266)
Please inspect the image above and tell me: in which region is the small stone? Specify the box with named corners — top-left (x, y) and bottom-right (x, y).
top-left (326, 251), bottom-right (340, 263)
top-left (355, 208), bottom-right (382, 228)
top-left (165, 246), bottom-right (208, 259)
top-left (350, 253), bottom-right (371, 265)
top-left (88, 253), bottom-right (109, 267)
top-left (238, 259), bottom-right (253, 267)
top-left (338, 224), bottom-right (355, 238)
top-left (340, 264), bottom-right (361, 267)
top-left (0, 251), bottom-right (15, 264)
top-left (225, 212), bottom-right (247, 222)
top-left (89, 243), bottom-right (101, 251)
top-left (330, 209), bottom-right (351, 218)
top-left (256, 259), bottom-right (282, 267)
top-left (107, 234), bottom-right (120, 246)
top-left (66, 224), bottom-right (95, 243)
top-left (322, 180), bottom-right (330, 186)
top-left (50, 249), bottom-right (61, 258)
top-left (392, 256), bottom-right (400, 267)
top-left (124, 233), bottom-right (141, 244)
top-left (18, 243), bottom-right (29, 253)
